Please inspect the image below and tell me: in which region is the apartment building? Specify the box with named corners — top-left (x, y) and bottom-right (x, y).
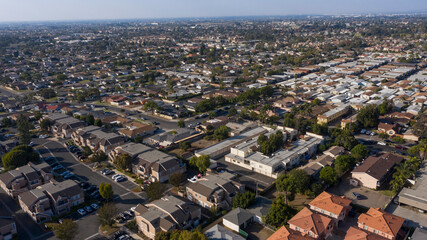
top-left (18, 180), bottom-right (83, 223)
top-left (186, 172), bottom-right (244, 210)
top-left (51, 117), bottom-right (86, 138)
top-left (352, 153), bottom-right (403, 189)
top-left (357, 208), bottom-right (405, 240)
top-left (225, 130), bottom-right (322, 179)
top-left (288, 207), bottom-right (334, 240)
top-left (0, 163), bottom-right (53, 198)
top-left (309, 191), bottom-right (352, 225)
top-left (317, 104), bottom-right (350, 125)
top-left (0, 217), bottom-right (17, 240)
top-left (133, 149), bottom-right (186, 183)
top-left (134, 195), bottom-right (201, 239)
top-left (71, 126), bottom-right (125, 154)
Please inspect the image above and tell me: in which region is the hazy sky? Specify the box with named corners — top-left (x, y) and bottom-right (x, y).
top-left (0, 0), bottom-right (426, 22)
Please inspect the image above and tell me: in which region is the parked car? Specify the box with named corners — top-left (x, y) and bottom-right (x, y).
top-left (378, 141), bottom-right (386, 146)
top-left (366, 131), bottom-right (372, 135)
top-left (112, 174), bottom-right (121, 180)
top-left (360, 129), bottom-right (366, 134)
top-left (85, 185), bottom-right (96, 193)
top-left (79, 182), bottom-right (90, 190)
top-left (100, 169), bottom-right (112, 175)
top-left (115, 176), bottom-right (127, 182)
top-left (84, 206), bottom-right (93, 213)
top-left (53, 165), bottom-right (63, 171)
top-left (77, 209), bottom-right (87, 216)
top-left (39, 134), bottom-right (49, 139)
top-left (29, 141), bottom-right (35, 147)
top-left (90, 203), bottom-right (99, 210)
top-left (352, 192), bottom-right (361, 200)
top-left (63, 172), bottom-right (74, 179)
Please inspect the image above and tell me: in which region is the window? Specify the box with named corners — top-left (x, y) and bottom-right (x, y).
top-left (363, 226), bottom-right (368, 230)
top-left (308, 232), bottom-right (313, 237)
top-left (296, 227), bottom-right (300, 231)
top-left (321, 210), bottom-right (325, 214)
top-left (374, 230), bottom-right (378, 234)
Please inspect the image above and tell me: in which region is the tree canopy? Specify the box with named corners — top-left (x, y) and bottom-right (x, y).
top-left (232, 191), bottom-right (255, 209)
top-left (189, 155), bottom-right (211, 173)
top-left (114, 153), bottom-right (132, 172)
top-left (99, 182), bottom-right (114, 200)
top-left (54, 219), bottom-right (78, 240)
top-left (320, 166), bottom-right (338, 185)
top-left (2, 145), bottom-right (40, 170)
top-left (264, 195), bottom-right (298, 228)
top-left (357, 104), bottom-right (379, 128)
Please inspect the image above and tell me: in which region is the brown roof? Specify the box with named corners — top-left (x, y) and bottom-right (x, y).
top-left (309, 191), bottom-right (352, 216)
top-left (345, 226), bottom-right (388, 240)
top-left (268, 226), bottom-right (314, 240)
top-left (357, 208), bottom-right (404, 238)
top-left (288, 207), bottom-right (332, 236)
top-left (352, 153), bottom-right (404, 180)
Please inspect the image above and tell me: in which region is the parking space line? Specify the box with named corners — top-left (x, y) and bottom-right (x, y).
top-left (84, 233), bottom-right (100, 240)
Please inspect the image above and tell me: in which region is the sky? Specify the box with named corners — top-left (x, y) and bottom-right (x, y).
top-left (0, 0), bottom-right (426, 22)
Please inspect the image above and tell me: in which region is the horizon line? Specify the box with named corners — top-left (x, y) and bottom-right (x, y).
top-left (0, 11), bottom-right (426, 25)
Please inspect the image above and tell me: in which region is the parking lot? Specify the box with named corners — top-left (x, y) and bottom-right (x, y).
top-left (328, 173), bottom-right (392, 209)
top-left (33, 138), bottom-right (145, 239)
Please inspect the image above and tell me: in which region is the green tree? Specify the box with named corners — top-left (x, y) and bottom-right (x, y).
top-left (179, 141), bottom-right (191, 151)
top-left (213, 126), bottom-right (230, 140)
top-left (351, 144), bottom-right (368, 161)
top-left (54, 219), bottom-right (78, 240)
top-left (114, 153), bottom-right (132, 172)
top-left (168, 172), bottom-right (185, 187)
top-left (320, 166), bottom-right (338, 185)
top-left (38, 88), bottom-right (56, 99)
top-left (81, 146), bottom-right (93, 157)
top-left (89, 151), bottom-right (107, 163)
top-left (377, 100), bottom-right (393, 115)
top-left (393, 136), bottom-right (406, 144)
top-left (99, 182), bottom-right (114, 201)
top-left (227, 107), bottom-right (237, 116)
top-left (85, 114), bottom-right (95, 125)
top-left (357, 104), bottom-right (379, 128)
top-left (276, 169), bottom-right (310, 204)
top-left (1, 117), bottom-right (12, 127)
top-left (177, 120), bottom-right (185, 128)
top-left (334, 155), bottom-right (356, 175)
top-left (97, 203), bottom-right (119, 226)
top-left (94, 119), bottom-right (102, 127)
top-left (40, 119), bottom-right (52, 132)
top-left (189, 155), bottom-right (211, 173)
top-left (146, 181), bottom-right (166, 200)
top-left (264, 195), bottom-right (298, 228)
top-left (33, 111), bottom-right (43, 121)
top-left (232, 191), bottom-right (255, 209)
top-left (2, 145), bottom-right (40, 170)
top-left (16, 114), bottom-right (33, 145)
top-left (144, 101), bottom-right (159, 111)
top-left (379, 132), bottom-right (390, 140)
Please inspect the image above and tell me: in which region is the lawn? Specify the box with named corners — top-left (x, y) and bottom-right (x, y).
top-left (288, 193), bottom-right (315, 211)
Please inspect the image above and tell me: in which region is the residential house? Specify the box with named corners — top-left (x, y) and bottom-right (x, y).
top-left (133, 149), bottom-right (186, 183)
top-left (377, 123), bottom-right (401, 136)
top-left (205, 224), bottom-right (245, 240)
top-left (222, 207), bottom-right (254, 233)
top-left (247, 196), bottom-right (272, 224)
top-left (118, 121), bottom-right (157, 139)
top-left (288, 207), bottom-right (334, 240)
top-left (351, 153), bottom-right (404, 189)
top-left (186, 172), bottom-right (244, 210)
top-left (309, 191), bottom-right (352, 225)
top-left (0, 163), bottom-right (53, 198)
top-left (134, 195), bottom-right (201, 239)
top-left (323, 146), bottom-right (345, 158)
top-left (71, 125), bottom-right (101, 146)
top-left (268, 226), bottom-right (314, 240)
top-left (345, 226), bottom-right (388, 240)
top-left (0, 217), bottom-right (17, 240)
top-left (18, 180), bottom-right (83, 223)
top-left (51, 117), bottom-right (86, 138)
top-left (357, 208), bottom-right (405, 240)
top-left (73, 127), bottom-right (125, 154)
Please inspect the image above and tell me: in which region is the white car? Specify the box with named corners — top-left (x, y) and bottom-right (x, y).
top-left (29, 141), bottom-right (35, 147)
top-left (187, 176), bottom-right (198, 183)
top-left (378, 141), bottom-right (386, 146)
top-left (39, 134), bottom-right (49, 139)
top-left (111, 174), bottom-right (121, 180)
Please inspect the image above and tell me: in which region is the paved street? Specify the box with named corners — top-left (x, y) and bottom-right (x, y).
top-left (33, 138), bottom-right (145, 239)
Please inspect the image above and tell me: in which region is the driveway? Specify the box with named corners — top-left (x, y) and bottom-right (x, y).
top-left (328, 174), bottom-right (392, 209)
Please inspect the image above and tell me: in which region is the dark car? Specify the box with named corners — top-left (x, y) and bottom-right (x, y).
top-left (79, 182), bottom-right (90, 190)
top-left (352, 192), bottom-right (361, 200)
top-left (85, 185), bottom-right (96, 193)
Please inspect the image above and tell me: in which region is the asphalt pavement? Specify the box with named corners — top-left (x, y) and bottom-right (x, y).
top-left (33, 138), bottom-right (145, 240)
